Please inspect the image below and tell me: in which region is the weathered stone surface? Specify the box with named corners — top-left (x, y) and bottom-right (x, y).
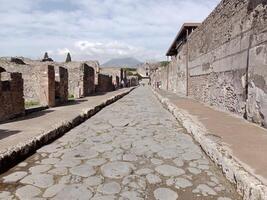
top-left (69, 164), bottom-right (96, 177)
top-left (154, 188), bottom-right (178, 200)
top-left (2, 171), bottom-right (27, 183)
top-left (52, 184), bottom-right (93, 200)
top-left (101, 162), bottom-right (133, 179)
top-left (146, 174), bottom-right (162, 184)
top-left (20, 174), bottom-right (54, 188)
top-left (155, 165), bottom-right (185, 177)
top-left (97, 182), bottom-right (121, 195)
top-left (16, 185), bottom-right (41, 199)
top-left (0, 87), bottom-right (241, 200)
top-left (175, 178), bottom-right (193, 189)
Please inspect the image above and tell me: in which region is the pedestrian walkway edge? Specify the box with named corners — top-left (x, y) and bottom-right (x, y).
top-left (0, 87), bottom-right (136, 173)
top-left (152, 88), bottom-right (267, 200)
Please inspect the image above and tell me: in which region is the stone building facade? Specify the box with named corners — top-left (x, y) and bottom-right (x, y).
top-left (96, 74), bottom-right (114, 93)
top-left (100, 67), bottom-right (123, 89)
top-left (0, 71), bottom-right (24, 122)
top-left (64, 62), bottom-right (96, 98)
top-left (151, 0), bottom-right (267, 128)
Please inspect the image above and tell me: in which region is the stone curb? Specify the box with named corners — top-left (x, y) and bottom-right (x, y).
top-left (152, 89), bottom-right (267, 200)
top-left (0, 87), bottom-right (136, 173)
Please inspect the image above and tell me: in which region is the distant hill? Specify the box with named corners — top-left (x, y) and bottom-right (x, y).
top-left (102, 57), bottom-right (142, 68)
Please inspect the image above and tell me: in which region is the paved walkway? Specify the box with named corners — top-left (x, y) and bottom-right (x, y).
top-left (157, 89), bottom-right (267, 185)
top-left (0, 87), bottom-right (240, 199)
top-left (0, 88), bottom-right (132, 156)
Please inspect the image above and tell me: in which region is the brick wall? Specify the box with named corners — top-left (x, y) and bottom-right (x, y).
top-left (83, 64), bottom-right (95, 96)
top-left (39, 65), bottom-right (55, 107)
top-left (96, 74), bottom-right (114, 93)
top-left (55, 66), bottom-right (68, 104)
top-left (0, 71), bottom-right (25, 122)
top-left (65, 62), bottom-right (97, 98)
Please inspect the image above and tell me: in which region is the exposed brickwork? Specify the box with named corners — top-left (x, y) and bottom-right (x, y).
top-left (96, 74), bottom-right (114, 93)
top-left (65, 61), bottom-right (99, 98)
top-left (0, 71), bottom-right (25, 122)
top-left (55, 66), bottom-right (68, 104)
top-left (83, 64), bottom-right (95, 96)
top-left (100, 67), bottom-right (124, 89)
top-left (38, 65), bottom-right (55, 107)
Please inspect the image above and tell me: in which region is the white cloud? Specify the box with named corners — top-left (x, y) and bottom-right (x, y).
top-left (0, 0), bottom-right (220, 62)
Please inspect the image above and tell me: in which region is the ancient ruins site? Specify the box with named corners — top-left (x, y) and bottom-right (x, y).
top-left (0, 0), bottom-right (266, 199)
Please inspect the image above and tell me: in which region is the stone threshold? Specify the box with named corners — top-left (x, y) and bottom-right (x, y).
top-left (152, 88), bottom-right (267, 200)
top-left (0, 87), bottom-right (136, 173)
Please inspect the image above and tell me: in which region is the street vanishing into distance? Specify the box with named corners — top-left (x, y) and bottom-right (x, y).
top-left (0, 87), bottom-right (241, 200)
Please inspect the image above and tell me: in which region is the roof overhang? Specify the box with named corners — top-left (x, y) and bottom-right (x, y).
top-left (166, 23), bottom-right (201, 57)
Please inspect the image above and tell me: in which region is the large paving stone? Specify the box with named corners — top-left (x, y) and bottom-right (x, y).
top-left (70, 164), bottom-right (96, 177)
top-left (2, 171), bottom-right (28, 183)
top-left (97, 182), bottom-right (121, 195)
top-left (16, 185), bottom-right (41, 199)
top-left (154, 188), bottom-right (178, 200)
top-left (20, 174), bottom-right (54, 188)
top-left (101, 162), bottom-right (133, 179)
top-left (52, 184), bottom-right (93, 200)
top-left (155, 165), bottom-right (185, 177)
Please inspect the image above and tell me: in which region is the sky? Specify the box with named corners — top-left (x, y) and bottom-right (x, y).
top-left (0, 0), bottom-right (220, 63)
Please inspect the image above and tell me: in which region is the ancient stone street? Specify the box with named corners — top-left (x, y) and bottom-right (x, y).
top-left (0, 87), bottom-right (241, 200)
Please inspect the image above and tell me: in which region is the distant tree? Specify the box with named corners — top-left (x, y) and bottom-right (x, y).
top-left (65, 52), bottom-right (72, 63)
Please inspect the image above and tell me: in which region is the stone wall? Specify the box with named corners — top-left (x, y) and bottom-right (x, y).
top-left (0, 71), bottom-right (25, 121)
top-left (151, 0), bottom-right (267, 128)
top-left (0, 60), bottom-right (40, 102)
top-left (187, 0), bottom-right (267, 126)
top-left (127, 76), bottom-right (139, 87)
top-left (83, 63), bottom-right (95, 96)
top-left (55, 66), bottom-right (68, 104)
top-left (39, 65), bottom-right (55, 107)
top-left (96, 74), bottom-right (114, 93)
top-left (65, 62), bottom-right (97, 98)
top-left (100, 67), bottom-right (123, 89)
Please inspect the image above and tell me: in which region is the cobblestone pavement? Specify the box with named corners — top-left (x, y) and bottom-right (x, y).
top-left (0, 87), bottom-right (241, 200)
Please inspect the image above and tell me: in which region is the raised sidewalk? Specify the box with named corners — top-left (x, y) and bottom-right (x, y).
top-left (153, 89), bottom-right (267, 200)
top-left (0, 87), bottom-right (135, 172)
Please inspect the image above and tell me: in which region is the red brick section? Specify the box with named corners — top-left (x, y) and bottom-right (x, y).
top-left (0, 71), bottom-right (25, 122)
top-left (96, 74), bottom-right (114, 93)
top-left (38, 65), bottom-right (55, 107)
top-left (83, 64), bottom-right (95, 96)
top-left (55, 66), bottom-right (68, 104)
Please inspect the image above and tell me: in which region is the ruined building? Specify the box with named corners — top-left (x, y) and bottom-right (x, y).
top-left (151, 0), bottom-right (267, 128)
top-left (0, 69), bottom-right (24, 122)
